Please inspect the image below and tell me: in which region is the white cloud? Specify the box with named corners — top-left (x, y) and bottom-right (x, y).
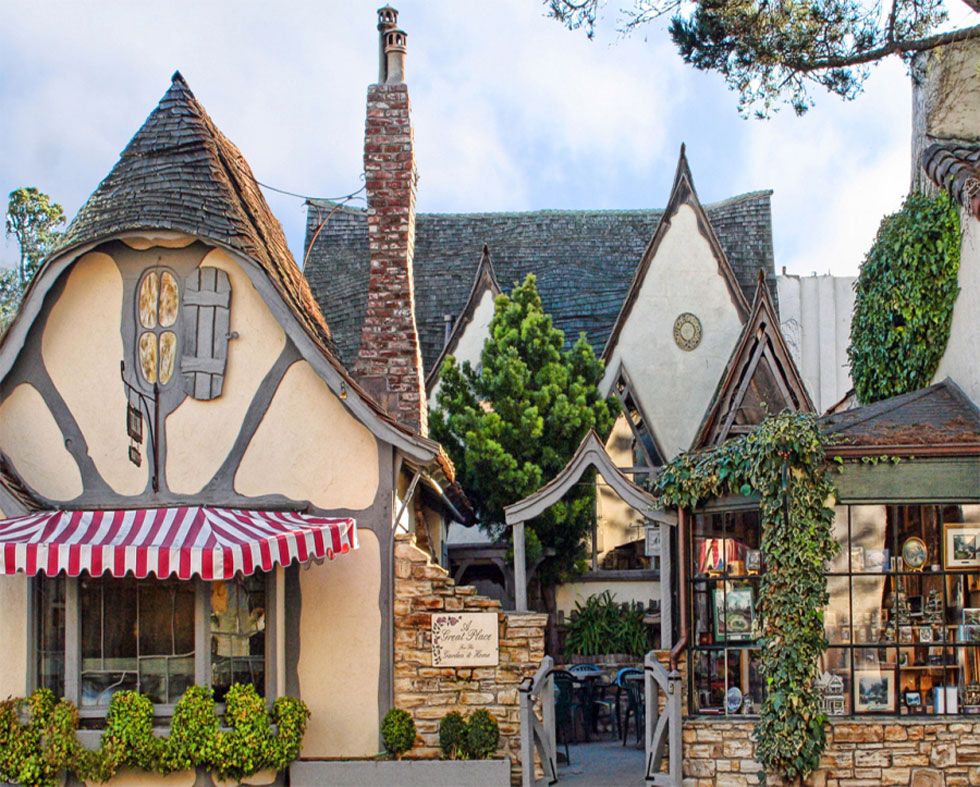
top-left (0, 0), bottom-right (914, 280)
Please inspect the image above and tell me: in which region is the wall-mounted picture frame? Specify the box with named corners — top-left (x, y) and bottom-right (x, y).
top-left (713, 585), bottom-right (755, 642)
top-left (945, 523), bottom-right (980, 570)
top-left (855, 670), bottom-right (894, 713)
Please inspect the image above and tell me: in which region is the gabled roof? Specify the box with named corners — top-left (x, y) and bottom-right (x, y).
top-left (306, 179), bottom-right (776, 372)
top-left (694, 273), bottom-right (814, 448)
top-left (820, 378), bottom-right (980, 452)
top-left (57, 72), bottom-right (333, 353)
top-left (601, 145), bottom-right (752, 362)
top-left (922, 140), bottom-right (980, 219)
top-left (425, 244), bottom-right (501, 392)
top-left (1, 73), bottom-right (443, 462)
top-left (503, 430), bottom-right (676, 527)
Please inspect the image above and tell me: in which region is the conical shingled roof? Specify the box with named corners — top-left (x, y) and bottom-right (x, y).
top-left (59, 72), bottom-right (332, 349)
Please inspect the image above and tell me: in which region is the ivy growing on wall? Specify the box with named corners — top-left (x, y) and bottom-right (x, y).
top-left (656, 412), bottom-right (838, 782)
top-left (848, 190), bottom-right (961, 405)
top-left (0, 685), bottom-right (310, 786)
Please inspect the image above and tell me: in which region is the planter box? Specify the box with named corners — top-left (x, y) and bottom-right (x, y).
top-left (290, 758), bottom-right (511, 787)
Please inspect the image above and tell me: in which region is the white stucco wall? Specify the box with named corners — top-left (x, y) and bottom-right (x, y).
top-left (0, 574), bottom-right (28, 698)
top-left (933, 213), bottom-right (979, 404)
top-left (236, 360), bottom-right (380, 510)
top-left (427, 287), bottom-right (496, 410)
top-left (166, 249), bottom-right (286, 493)
top-left (298, 529), bottom-right (382, 757)
top-left (601, 204), bottom-right (745, 458)
top-left (0, 382), bottom-right (83, 500)
top-left (42, 252), bottom-right (147, 495)
top-left (596, 414), bottom-right (645, 557)
top-left (777, 273), bottom-right (856, 413)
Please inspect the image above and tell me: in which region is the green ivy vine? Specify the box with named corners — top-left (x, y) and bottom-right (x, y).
top-left (656, 412), bottom-right (838, 783)
top-left (848, 190), bottom-right (961, 404)
top-left (0, 685), bottom-right (310, 786)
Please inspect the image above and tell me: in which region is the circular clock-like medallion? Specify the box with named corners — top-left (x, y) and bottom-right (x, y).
top-left (673, 313), bottom-right (702, 351)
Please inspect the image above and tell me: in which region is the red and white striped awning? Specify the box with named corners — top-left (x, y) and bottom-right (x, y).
top-left (0, 506), bottom-right (357, 580)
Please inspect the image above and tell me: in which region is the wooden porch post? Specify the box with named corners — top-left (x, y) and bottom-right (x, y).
top-left (513, 520), bottom-right (528, 612)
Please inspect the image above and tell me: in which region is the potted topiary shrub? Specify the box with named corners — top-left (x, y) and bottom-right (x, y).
top-left (438, 711), bottom-right (466, 760)
top-left (380, 708), bottom-right (416, 760)
top-left (464, 709), bottom-right (499, 760)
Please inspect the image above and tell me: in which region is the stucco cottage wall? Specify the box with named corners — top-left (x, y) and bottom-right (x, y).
top-left (392, 535), bottom-right (547, 783)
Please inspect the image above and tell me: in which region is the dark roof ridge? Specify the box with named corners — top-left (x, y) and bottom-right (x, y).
top-left (308, 190), bottom-right (773, 219)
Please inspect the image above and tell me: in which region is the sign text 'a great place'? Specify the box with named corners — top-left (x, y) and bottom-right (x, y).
top-left (431, 612), bottom-right (499, 667)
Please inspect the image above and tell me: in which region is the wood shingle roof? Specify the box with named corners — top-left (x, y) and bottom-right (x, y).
top-left (58, 72), bottom-right (334, 354)
top-left (305, 188), bottom-right (776, 372)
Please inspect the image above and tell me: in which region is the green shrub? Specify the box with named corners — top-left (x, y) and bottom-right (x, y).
top-left (159, 685), bottom-right (220, 772)
top-left (98, 690), bottom-right (161, 778)
top-left (380, 708), bottom-right (416, 759)
top-left (563, 590), bottom-right (651, 657)
top-left (0, 684), bottom-right (309, 782)
top-left (438, 711), bottom-right (467, 759)
top-left (848, 190), bottom-right (961, 404)
top-left (464, 709), bottom-right (499, 760)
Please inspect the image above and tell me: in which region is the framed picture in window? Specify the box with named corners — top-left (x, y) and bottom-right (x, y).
top-left (944, 523), bottom-right (980, 569)
top-left (963, 608), bottom-right (980, 626)
top-left (854, 670), bottom-right (894, 712)
top-left (713, 585), bottom-right (755, 641)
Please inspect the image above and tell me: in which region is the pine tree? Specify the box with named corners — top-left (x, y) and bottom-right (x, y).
top-left (430, 274), bottom-right (615, 651)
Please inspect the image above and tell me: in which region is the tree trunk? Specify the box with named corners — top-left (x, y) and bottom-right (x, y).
top-left (542, 582), bottom-right (561, 658)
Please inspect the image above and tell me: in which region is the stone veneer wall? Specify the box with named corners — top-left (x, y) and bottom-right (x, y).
top-left (392, 534), bottom-right (547, 783)
top-left (683, 718), bottom-right (980, 786)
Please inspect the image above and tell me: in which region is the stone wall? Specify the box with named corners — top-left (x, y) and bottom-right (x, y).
top-left (682, 718), bottom-right (980, 786)
top-left (393, 535), bottom-right (547, 783)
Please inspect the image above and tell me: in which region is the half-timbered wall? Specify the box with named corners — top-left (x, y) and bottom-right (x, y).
top-left (0, 236), bottom-right (395, 758)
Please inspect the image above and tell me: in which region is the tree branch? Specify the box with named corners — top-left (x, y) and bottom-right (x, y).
top-left (786, 22), bottom-right (980, 69)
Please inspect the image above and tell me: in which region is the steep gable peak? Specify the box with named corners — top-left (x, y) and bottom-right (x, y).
top-left (601, 144), bottom-right (751, 361)
top-left (693, 272), bottom-right (814, 448)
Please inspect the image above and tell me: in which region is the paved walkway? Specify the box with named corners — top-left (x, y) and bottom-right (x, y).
top-left (537, 739), bottom-right (646, 786)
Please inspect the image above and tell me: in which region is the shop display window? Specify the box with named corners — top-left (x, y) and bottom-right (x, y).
top-left (690, 503), bottom-right (980, 717)
top-left (689, 508), bottom-right (764, 716)
top-left (820, 504), bottom-right (980, 717)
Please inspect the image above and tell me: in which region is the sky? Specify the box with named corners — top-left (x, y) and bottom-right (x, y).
top-left (0, 0), bottom-right (941, 278)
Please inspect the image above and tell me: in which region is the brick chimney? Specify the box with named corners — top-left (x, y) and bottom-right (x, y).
top-left (354, 6), bottom-right (427, 434)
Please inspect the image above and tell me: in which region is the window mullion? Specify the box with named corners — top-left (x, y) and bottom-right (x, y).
top-left (65, 576), bottom-right (80, 706)
top-left (196, 580), bottom-right (211, 688)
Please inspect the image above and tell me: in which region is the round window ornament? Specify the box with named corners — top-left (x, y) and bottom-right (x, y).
top-left (673, 312), bottom-right (702, 351)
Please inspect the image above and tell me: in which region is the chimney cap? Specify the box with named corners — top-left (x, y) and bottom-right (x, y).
top-left (384, 28), bottom-right (407, 53)
top-left (377, 5), bottom-right (398, 29)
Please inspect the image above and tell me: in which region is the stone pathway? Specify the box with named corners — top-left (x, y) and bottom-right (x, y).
top-left (537, 739), bottom-right (647, 786)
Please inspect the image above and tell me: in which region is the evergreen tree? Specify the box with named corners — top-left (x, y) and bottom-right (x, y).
top-left (430, 274), bottom-right (615, 651)
top-left (2, 187), bottom-right (66, 331)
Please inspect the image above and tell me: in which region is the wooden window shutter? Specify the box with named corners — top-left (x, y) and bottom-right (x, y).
top-left (182, 266), bottom-right (231, 400)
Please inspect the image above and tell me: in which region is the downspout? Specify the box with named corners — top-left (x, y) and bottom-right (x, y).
top-left (669, 507), bottom-right (689, 672)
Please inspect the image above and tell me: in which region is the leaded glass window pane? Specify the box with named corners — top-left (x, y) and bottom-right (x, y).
top-left (210, 574), bottom-right (266, 701)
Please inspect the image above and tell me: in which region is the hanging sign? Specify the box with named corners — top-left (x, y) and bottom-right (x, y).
top-left (431, 612), bottom-right (499, 667)
top-left (645, 525), bottom-right (662, 558)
